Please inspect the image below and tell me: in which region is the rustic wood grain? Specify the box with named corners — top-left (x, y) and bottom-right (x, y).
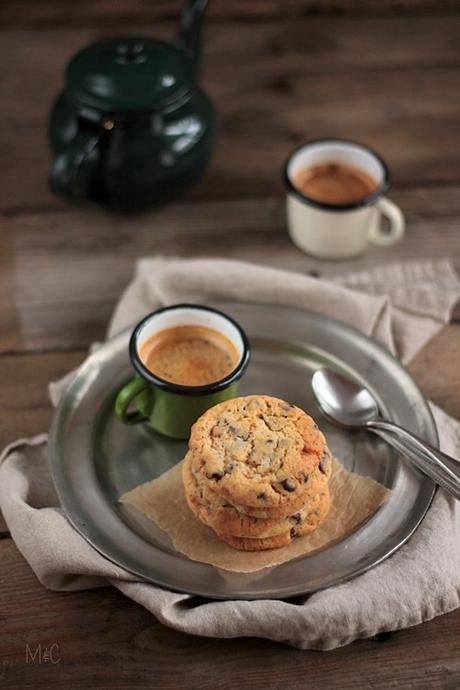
top-left (2, 4), bottom-right (460, 686)
top-left (0, 350), bottom-right (85, 449)
top-left (2, 0), bottom-right (460, 31)
top-left (410, 325), bottom-right (460, 420)
top-left (1, 16), bottom-right (460, 211)
top-left (0, 538), bottom-right (459, 690)
top-left (0, 349), bottom-right (85, 536)
top-left (1, 185), bottom-right (459, 353)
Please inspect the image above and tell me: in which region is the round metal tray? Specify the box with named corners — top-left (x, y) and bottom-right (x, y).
top-left (49, 302), bottom-right (436, 599)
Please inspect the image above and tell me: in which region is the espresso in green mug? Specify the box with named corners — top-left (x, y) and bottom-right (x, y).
top-left (115, 304), bottom-right (251, 439)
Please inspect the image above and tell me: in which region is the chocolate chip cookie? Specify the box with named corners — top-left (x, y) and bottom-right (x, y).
top-left (188, 395), bottom-right (329, 510)
top-left (183, 452), bottom-right (328, 538)
top-left (216, 488), bottom-right (330, 551)
top-left (184, 447), bottom-right (331, 529)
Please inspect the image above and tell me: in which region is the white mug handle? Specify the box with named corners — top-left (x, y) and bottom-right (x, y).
top-left (368, 197), bottom-right (405, 247)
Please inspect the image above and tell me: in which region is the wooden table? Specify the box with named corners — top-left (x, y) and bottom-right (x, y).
top-left (1, 2), bottom-right (460, 687)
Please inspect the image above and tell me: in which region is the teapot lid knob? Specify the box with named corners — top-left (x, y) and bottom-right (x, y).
top-left (115, 42), bottom-right (148, 64)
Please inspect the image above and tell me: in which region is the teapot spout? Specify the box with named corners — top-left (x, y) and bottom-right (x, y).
top-left (176, 0), bottom-right (209, 68)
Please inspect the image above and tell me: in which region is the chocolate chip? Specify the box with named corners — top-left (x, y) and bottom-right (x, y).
top-left (292, 512), bottom-right (302, 524)
top-left (290, 527), bottom-right (298, 538)
top-left (257, 492), bottom-right (267, 501)
top-left (281, 478), bottom-right (296, 492)
top-left (207, 472), bottom-right (223, 481)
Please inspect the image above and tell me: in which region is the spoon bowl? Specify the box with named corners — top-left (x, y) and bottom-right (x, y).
top-left (311, 367), bottom-right (460, 501)
top-left (311, 368), bottom-right (379, 427)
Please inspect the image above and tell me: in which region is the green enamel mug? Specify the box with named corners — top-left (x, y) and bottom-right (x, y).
top-left (115, 304), bottom-right (251, 439)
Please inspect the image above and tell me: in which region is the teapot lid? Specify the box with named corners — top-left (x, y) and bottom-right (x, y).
top-left (67, 37), bottom-right (194, 112)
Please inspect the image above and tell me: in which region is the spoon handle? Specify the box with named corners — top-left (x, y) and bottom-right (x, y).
top-left (366, 419), bottom-right (460, 501)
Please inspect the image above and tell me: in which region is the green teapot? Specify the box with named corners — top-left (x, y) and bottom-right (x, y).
top-left (49, 0), bottom-right (214, 211)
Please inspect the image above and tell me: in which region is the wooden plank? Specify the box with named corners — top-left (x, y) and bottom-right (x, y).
top-left (1, 17), bottom-right (460, 211)
top-left (1, 8), bottom-right (459, 684)
top-left (2, 185), bottom-right (460, 352)
top-left (0, 219), bottom-right (23, 352)
top-left (410, 324), bottom-right (460, 420)
top-left (2, 0), bottom-right (460, 31)
top-left (0, 349), bottom-right (85, 537)
top-left (0, 350), bottom-right (85, 449)
top-left (1, 537), bottom-right (459, 689)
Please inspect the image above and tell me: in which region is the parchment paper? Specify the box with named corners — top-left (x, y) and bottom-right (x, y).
top-left (120, 457), bottom-right (391, 573)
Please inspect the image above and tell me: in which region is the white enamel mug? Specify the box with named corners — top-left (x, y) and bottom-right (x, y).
top-left (284, 139), bottom-right (405, 259)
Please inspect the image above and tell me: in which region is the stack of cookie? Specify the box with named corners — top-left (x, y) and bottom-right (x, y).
top-left (182, 395), bottom-right (332, 551)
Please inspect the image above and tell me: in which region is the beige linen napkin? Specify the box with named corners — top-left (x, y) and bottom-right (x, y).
top-left (1, 258), bottom-right (460, 650)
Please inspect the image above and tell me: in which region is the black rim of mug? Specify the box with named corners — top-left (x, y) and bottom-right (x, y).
top-left (283, 137), bottom-right (390, 212)
top-left (129, 303), bottom-right (251, 396)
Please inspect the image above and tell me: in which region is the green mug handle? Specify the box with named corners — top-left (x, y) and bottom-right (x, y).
top-left (115, 377), bottom-right (150, 425)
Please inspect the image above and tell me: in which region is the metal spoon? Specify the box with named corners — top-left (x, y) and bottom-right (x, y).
top-left (311, 367), bottom-right (460, 501)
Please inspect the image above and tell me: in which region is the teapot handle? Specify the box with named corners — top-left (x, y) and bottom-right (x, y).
top-left (49, 125), bottom-right (102, 201)
top-left (177, 0), bottom-right (209, 67)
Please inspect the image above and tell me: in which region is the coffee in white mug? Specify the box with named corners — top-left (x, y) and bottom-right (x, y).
top-left (284, 139), bottom-right (405, 259)
top-left (293, 162), bottom-right (378, 205)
